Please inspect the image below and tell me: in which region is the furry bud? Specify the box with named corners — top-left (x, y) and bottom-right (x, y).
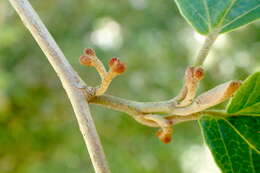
top-left (84, 48), bottom-right (96, 56)
top-left (186, 66), bottom-right (204, 81)
top-left (156, 129), bottom-right (172, 144)
top-left (193, 67), bottom-right (204, 80)
top-left (109, 57), bottom-right (126, 74)
top-left (79, 55), bottom-right (94, 66)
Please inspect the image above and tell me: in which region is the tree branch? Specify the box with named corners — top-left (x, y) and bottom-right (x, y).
top-left (8, 0), bottom-right (110, 173)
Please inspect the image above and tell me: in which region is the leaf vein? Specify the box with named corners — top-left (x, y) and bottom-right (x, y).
top-left (249, 149), bottom-right (256, 173)
top-left (201, 0), bottom-right (211, 31)
top-left (243, 75), bottom-right (258, 109)
top-left (186, 2), bottom-right (209, 26)
top-left (217, 0), bottom-right (237, 27)
top-left (221, 4), bottom-right (260, 30)
top-left (216, 120), bottom-right (235, 173)
top-left (222, 118), bottom-right (260, 153)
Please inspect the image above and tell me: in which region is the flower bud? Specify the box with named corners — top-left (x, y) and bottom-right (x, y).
top-left (193, 67), bottom-right (204, 80)
top-left (108, 57), bottom-right (118, 67)
top-left (156, 129), bottom-right (172, 144)
top-left (84, 48), bottom-right (96, 56)
top-left (79, 55), bottom-right (94, 66)
top-left (186, 66), bottom-right (204, 81)
top-left (108, 57), bottom-right (126, 74)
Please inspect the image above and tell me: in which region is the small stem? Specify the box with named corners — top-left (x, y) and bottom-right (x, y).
top-left (92, 57), bottom-right (108, 81)
top-left (194, 30), bottom-right (219, 66)
top-left (96, 71), bottom-right (117, 96)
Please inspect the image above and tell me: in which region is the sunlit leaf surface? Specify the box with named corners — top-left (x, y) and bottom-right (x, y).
top-left (174, 0), bottom-right (260, 34)
top-left (200, 72), bottom-right (260, 173)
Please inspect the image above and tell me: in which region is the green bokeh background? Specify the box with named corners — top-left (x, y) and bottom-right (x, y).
top-left (0, 0), bottom-right (259, 173)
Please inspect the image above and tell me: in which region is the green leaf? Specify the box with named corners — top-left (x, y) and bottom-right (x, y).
top-left (227, 72), bottom-right (260, 116)
top-left (174, 0), bottom-right (260, 35)
top-left (200, 72), bottom-right (260, 172)
top-left (199, 116), bottom-right (260, 173)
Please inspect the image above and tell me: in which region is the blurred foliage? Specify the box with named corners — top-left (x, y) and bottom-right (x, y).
top-left (0, 0), bottom-right (259, 173)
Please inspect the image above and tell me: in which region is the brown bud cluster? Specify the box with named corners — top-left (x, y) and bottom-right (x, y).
top-left (79, 48), bottom-right (126, 95)
top-left (79, 48), bottom-right (96, 66)
top-left (156, 129), bottom-right (172, 144)
top-left (84, 48), bottom-right (96, 56)
top-left (186, 66), bottom-right (204, 81)
top-left (80, 55), bottom-right (94, 66)
top-left (108, 57), bottom-right (126, 74)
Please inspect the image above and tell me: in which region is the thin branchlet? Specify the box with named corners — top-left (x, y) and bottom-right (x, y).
top-left (88, 80), bottom-right (241, 116)
top-left (80, 52), bottom-right (241, 143)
